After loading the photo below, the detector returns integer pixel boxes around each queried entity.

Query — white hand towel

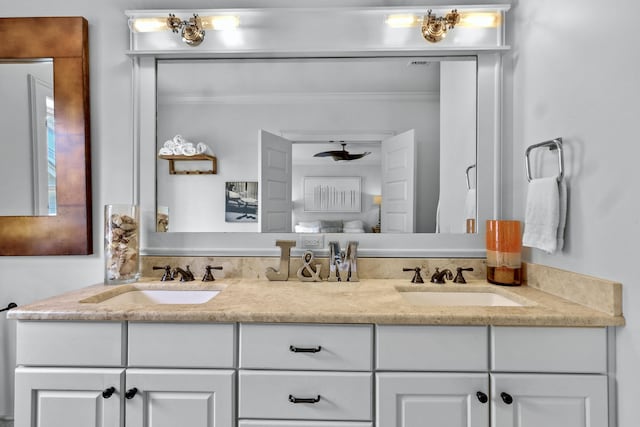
[522,176,566,254]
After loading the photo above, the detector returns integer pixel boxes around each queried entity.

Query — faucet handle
[152,265,174,281]
[403,267,424,284]
[453,267,474,284]
[203,265,223,282]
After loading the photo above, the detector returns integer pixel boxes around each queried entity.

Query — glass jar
[486,220,522,286]
[104,204,140,284]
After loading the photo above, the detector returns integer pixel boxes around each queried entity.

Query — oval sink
[399,291,524,307]
[97,290,220,305]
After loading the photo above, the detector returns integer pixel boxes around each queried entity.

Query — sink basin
[96,290,220,306]
[399,291,524,307]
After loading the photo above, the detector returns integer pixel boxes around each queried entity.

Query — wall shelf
[159,154,217,175]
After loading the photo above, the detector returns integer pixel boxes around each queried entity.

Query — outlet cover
[299,234,324,250]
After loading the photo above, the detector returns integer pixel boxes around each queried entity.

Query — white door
[377,372,489,427]
[14,367,124,427]
[491,373,608,427]
[125,368,235,427]
[259,130,292,232]
[381,130,416,233]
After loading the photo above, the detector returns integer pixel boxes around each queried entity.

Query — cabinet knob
[102,387,116,399]
[288,394,321,404]
[476,391,488,403]
[125,387,138,400]
[501,392,513,405]
[289,345,322,353]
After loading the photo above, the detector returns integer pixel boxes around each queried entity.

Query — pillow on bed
[320,220,343,233]
[343,220,364,230]
[294,221,322,233]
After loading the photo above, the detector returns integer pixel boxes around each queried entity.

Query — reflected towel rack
[525,137,564,182]
[465,164,476,190]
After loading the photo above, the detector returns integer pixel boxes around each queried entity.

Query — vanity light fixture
[129,14,240,46]
[386,9,501,43]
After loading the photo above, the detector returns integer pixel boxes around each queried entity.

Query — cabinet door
[377,373,488,427]
[14,367,124,427]
[125,368,234,427]
[491,373,608,427]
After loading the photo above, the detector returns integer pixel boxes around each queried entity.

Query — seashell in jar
[120,223,137,232]
[121,214,136,224]
[110,214,123,227]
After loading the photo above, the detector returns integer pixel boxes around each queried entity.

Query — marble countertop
[7,278,624,326]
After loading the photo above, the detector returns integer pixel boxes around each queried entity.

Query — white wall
[503,0,640,425]
[439,60,477,233]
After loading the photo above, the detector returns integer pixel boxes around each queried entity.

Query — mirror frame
[0,17,92,255]
[135,54,500,258]
[128,6,508,257]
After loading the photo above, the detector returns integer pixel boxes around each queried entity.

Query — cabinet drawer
[16,321,125,367]
[240,422,372,427]
[240,323,372,371]
[491,327,607,373]
[376,325,488,371]
[128,322,235,368]
[239,371,372,421]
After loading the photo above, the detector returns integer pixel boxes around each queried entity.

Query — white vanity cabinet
[15,366,124,427]
[238,323,373,427]
[13,321,236,427]
[490,326,609,427]
[376,325,490,427]
[376,325,610,427]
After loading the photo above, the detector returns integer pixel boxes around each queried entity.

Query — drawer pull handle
[288,394,321,404]
[289,345,322,353]
[102,387,116,399]
[125,387,138,400]
[501,392,513,405]
[476,391,488,403]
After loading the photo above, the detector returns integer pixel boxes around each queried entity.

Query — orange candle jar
[486,220,522,286]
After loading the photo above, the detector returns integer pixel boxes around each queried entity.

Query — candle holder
[486,220,522,286]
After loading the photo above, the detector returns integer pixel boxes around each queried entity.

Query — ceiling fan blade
[313,151,338,157]
[345,151,372,160]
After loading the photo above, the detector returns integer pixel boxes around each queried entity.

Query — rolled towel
[464,188,476,220]
[196,142,209,154]
[158,147,173,156]
[522,176,566,254]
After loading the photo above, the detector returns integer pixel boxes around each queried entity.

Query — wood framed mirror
[0,17,92,255]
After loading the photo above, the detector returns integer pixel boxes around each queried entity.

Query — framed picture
[225,181,259,222]
[304,176,361,212]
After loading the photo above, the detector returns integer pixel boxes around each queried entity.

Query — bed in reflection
[294,219,366,233]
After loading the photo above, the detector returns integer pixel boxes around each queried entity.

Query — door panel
[377,372,488,427]
[259,130,292,232]
[14,367,123,427]
[381,130,415,233]
[491,373,608,427]
[125,369,234,427]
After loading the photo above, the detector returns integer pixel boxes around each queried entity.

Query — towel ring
[525,138,564,182]
[465,164,476,190]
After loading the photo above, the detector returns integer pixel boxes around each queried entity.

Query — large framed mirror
[130,7,506,257]
[0,17,92,255]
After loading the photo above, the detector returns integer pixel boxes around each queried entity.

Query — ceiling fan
[313,142,371,161]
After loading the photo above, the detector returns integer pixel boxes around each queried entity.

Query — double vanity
[8,259,624,427]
